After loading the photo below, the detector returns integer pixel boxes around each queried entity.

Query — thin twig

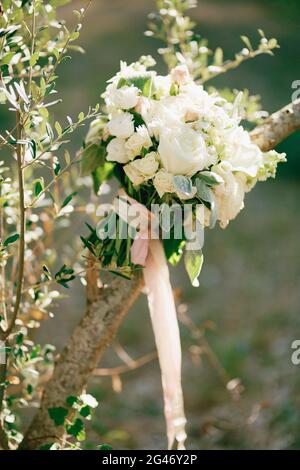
[28,0,36,96]
[4,110,26,340]
[93,351,157,377]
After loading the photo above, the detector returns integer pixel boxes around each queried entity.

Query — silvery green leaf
[197,171,224,186]
[195,179,213,203]
[173,175,193,197]
[209,197,218,229]
[184,249,204,287]
[14,81,29,104]
[0,86,20,109]
[160,203,174,232]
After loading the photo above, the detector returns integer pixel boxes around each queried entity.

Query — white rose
[108,111,135,139]
[170,64,191,85]
[113,85,140,110]
[212,162,248,228]
[106,138,129,164]
[153,170,175,197]
[158,125,215,176]
[124,165,144,186]
[125,125,152,160]
[124,153,159,186]
[223,127,263,177]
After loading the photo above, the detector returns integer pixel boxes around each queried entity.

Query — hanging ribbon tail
[143,239,187,450]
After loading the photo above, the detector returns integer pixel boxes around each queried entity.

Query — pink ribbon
[115,191,187,449]
[143,239,187,449]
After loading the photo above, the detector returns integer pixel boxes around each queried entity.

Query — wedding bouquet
[83,57,285,285]
[82,57,285,449]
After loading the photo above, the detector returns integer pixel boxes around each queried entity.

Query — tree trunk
[21,271,143,450]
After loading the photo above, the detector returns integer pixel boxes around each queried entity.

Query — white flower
[153,75,172,98]
[258,150,286,181]
[135,96,151,115]
[124,152,159,186]
[153,170,175,197]
[124,165,144,186]
[222,127,263,177]
[212,163,248,228]
[80,394,99,409]
[125,125,152,160]
[106,138,129,164]
[196,204,211,227]
[170,64,191,85]
[108,111,135,139]
[112,85,140,110]
[158,125,215,176]
[85,118,103,145]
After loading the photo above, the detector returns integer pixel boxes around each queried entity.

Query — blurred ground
[22,0,300,449]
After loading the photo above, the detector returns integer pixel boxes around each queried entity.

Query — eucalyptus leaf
[195,178,213,203]
[173,175,193,197]
[197,171,224,186]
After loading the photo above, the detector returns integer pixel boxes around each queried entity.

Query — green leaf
[196,171,223,186]
[118,75,153,98]
[3,233,19,246]
[39,443,56,450]
[48,407,68,426]
[170,82,179,96]
[53,157,61,176]
[92,163,114,194]
[1,52,15,65]
[46,122,54,140]
[81,144,106,176]
[163,237,185,265]
[240,35,253,52]
[29,139,37,159]
[79,405,91,418]
[184,249,204,287]
[61,191,77,209]
[34,178,44,197]
[66,418,85,440]
[66,395,79,407]
[69,31,80,42]
[214,47,223,66]
[29,52,39,67]
[55,264,76,288]
[54,121,62,137]
[42,265,52,279]
[16,333,24,345]
[168,240,185,266]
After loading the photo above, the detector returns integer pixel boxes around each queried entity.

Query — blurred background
[8,0,300,449]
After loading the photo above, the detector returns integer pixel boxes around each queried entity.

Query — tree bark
[21,271,143,450]
[20,98,300,449]
[250,98,300,151]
